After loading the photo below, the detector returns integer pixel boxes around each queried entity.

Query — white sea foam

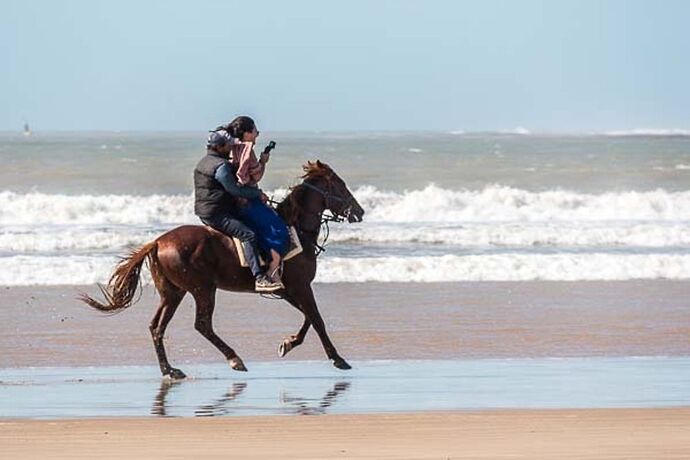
[501,127,531,135]
[0,256,126,286]
[317,254,690,282]
[354,185,690,223]
[329,223,690,248]
[675,164,690,170]
[604,129,690,137]
[0,191,195,225]
[2,222,689,254]
[2,253,689,285]
[0,227,161,253]
[3,187,690,227]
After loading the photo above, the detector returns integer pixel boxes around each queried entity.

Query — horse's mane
[301,160,333,180]
[277,161,333,226]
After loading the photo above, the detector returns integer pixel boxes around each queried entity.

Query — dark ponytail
[226,116,256,140]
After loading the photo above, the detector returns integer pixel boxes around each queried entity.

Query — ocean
[1,131,690,286]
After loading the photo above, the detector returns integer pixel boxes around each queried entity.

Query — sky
[2,0,689,132]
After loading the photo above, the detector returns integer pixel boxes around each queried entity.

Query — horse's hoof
[278,340,293,358]
[229,357,248,372]
[166,368,187,380]
[332,358,352,370]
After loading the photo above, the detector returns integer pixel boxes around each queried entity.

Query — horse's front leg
[289,286,351,370]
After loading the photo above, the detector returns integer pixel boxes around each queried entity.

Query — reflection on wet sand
[195,382,248,417]
[151,380,351,417]
[151,380,181,416]
[4,359,689,419]
[281,382,351,415]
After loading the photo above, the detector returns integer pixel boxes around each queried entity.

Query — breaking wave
[3,186,690,226]
[2,253,689,285]
[355,185,690,223]
[2,185,688,285]
[603,129,690,137]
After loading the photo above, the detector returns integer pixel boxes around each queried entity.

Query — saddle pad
[233,226,303,268]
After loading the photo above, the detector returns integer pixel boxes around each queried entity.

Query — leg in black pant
[201,214,262,278]
[201,213,282,292]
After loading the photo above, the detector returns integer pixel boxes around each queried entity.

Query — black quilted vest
[193,150,235,218]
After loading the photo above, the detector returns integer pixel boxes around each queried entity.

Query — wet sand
[1,281,689,368]
[3,359,689,418]
[2,409,689,459]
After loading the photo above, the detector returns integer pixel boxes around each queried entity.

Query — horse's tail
[79,240,158,314]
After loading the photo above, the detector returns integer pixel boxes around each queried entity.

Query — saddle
[231,226,303,267]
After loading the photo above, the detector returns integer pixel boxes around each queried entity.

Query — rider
[193,129,282,292]
[226,116,290,288]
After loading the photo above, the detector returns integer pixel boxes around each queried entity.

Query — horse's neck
[278,187,323,247]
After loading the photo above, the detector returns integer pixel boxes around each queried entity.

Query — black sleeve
[214,163,262,199]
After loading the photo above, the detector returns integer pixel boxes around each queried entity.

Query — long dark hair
[220,116,256,140]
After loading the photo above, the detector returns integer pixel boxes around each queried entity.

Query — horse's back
[154,224,251,290]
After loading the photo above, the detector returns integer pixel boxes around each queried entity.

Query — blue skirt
[238,198,290,257]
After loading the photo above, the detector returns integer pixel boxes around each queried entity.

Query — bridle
[300,178,356,224]
[280,175,356,257]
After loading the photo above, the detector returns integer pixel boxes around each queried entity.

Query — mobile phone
[261,141,276,155]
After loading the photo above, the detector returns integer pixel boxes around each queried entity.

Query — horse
[80,161,365,379]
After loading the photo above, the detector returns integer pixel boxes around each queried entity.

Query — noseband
[301,179,355,223]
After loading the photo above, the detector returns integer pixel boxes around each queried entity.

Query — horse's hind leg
[149,282,186,379]
[278,296,310,358]
[279,317,310,358]
[192,288,247,372]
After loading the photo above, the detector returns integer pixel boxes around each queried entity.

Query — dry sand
[2,409,689,459]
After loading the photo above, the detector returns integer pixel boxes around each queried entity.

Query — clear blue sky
[2,0,689,132]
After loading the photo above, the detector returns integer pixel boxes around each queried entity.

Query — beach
[2,281,690,457]
[3,409,690,459]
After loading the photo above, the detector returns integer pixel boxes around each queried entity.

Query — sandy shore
[1,409,688,459]
[2,281,689,458]
[1,281,689,368]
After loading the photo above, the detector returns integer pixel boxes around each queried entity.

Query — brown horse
[80,161,364,379]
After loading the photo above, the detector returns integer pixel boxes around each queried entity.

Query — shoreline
[3,358,689,419]
[2,409,690,459]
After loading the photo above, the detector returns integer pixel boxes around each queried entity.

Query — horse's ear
[315,160,332,173]
[303,161,315,174]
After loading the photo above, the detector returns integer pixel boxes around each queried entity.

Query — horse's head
[299,160,364,223]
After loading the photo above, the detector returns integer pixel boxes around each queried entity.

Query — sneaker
[255,274,283,293]
[268,266,285,290]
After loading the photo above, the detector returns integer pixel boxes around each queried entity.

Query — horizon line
[2,128,690,137]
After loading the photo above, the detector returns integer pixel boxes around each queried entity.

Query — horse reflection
[151,379,182,416]
[195,382,247,417]
[281,381,351,415]
[151,379,351,416]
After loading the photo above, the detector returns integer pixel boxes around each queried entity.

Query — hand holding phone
[260,140,276,164]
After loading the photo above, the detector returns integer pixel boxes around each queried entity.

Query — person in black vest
[193,130,282,292]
